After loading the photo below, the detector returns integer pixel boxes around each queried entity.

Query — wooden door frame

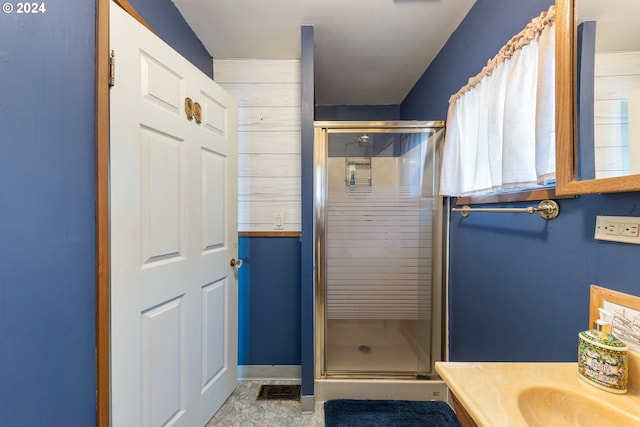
[96,1,153,425]
[95,0,109,424]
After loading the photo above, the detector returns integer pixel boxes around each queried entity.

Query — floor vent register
[257,384,301,401]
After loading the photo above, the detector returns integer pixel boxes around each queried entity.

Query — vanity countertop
[435,360,640,427]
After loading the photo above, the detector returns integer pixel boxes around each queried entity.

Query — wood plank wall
[214,59,302,232]
[594,51,640,178]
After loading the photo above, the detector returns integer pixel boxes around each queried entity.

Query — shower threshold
[323,371,442,381]
[315,377,447,402]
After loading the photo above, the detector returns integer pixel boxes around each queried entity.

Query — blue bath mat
[324,399,462,427]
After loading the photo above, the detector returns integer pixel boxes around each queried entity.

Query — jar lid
[579,329,628,351]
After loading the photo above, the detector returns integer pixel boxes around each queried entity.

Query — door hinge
[108,50,116,87]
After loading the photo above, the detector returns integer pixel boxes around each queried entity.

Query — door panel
[202,149,226,250]
[201,280,226,388]
[140,127,185,264]
[200,91,227,135]
[142,297,185,427]
[140,51,185,114]
[110,2,238,425]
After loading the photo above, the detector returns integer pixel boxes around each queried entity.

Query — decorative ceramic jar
[578,329,628,394]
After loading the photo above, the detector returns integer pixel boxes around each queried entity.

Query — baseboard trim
[300,395,316,414]
[237,365,302,381]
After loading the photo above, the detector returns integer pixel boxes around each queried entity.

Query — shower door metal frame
[314,121,446,380]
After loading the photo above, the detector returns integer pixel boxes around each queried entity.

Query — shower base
[325,319,430,372]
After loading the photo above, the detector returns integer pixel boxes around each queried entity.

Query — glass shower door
[320,125,444,378]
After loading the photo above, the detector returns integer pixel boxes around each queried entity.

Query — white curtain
[440,6,556,197]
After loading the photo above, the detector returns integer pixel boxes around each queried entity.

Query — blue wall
[402,0,556,120]
[315,104,401,121]
[577,21,596,180]
[0,2,97,425]
[128,0,213,78]
[300,25,316,398]
[238,237,301,365]
[447,194,640,361]
[0,0,212,424]
[402,0,640,361]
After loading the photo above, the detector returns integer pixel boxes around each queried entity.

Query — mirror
[556,0,640,195]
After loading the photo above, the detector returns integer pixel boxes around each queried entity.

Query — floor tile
[207,380,324,427]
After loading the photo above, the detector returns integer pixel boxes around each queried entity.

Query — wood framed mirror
[556,0,640,195]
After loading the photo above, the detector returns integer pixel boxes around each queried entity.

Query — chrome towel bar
[452,199,560,220]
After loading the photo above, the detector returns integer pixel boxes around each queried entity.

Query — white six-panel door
[109,2,238,425]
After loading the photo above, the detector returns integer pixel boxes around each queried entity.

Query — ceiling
[171,0,477,106]
[578,0,640,52]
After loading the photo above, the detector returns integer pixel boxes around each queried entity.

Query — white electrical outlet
[595,215,640,244]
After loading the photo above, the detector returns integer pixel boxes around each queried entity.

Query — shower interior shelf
[345,157,372,189]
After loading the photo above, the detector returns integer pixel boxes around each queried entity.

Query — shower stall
[314,121,448,400]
